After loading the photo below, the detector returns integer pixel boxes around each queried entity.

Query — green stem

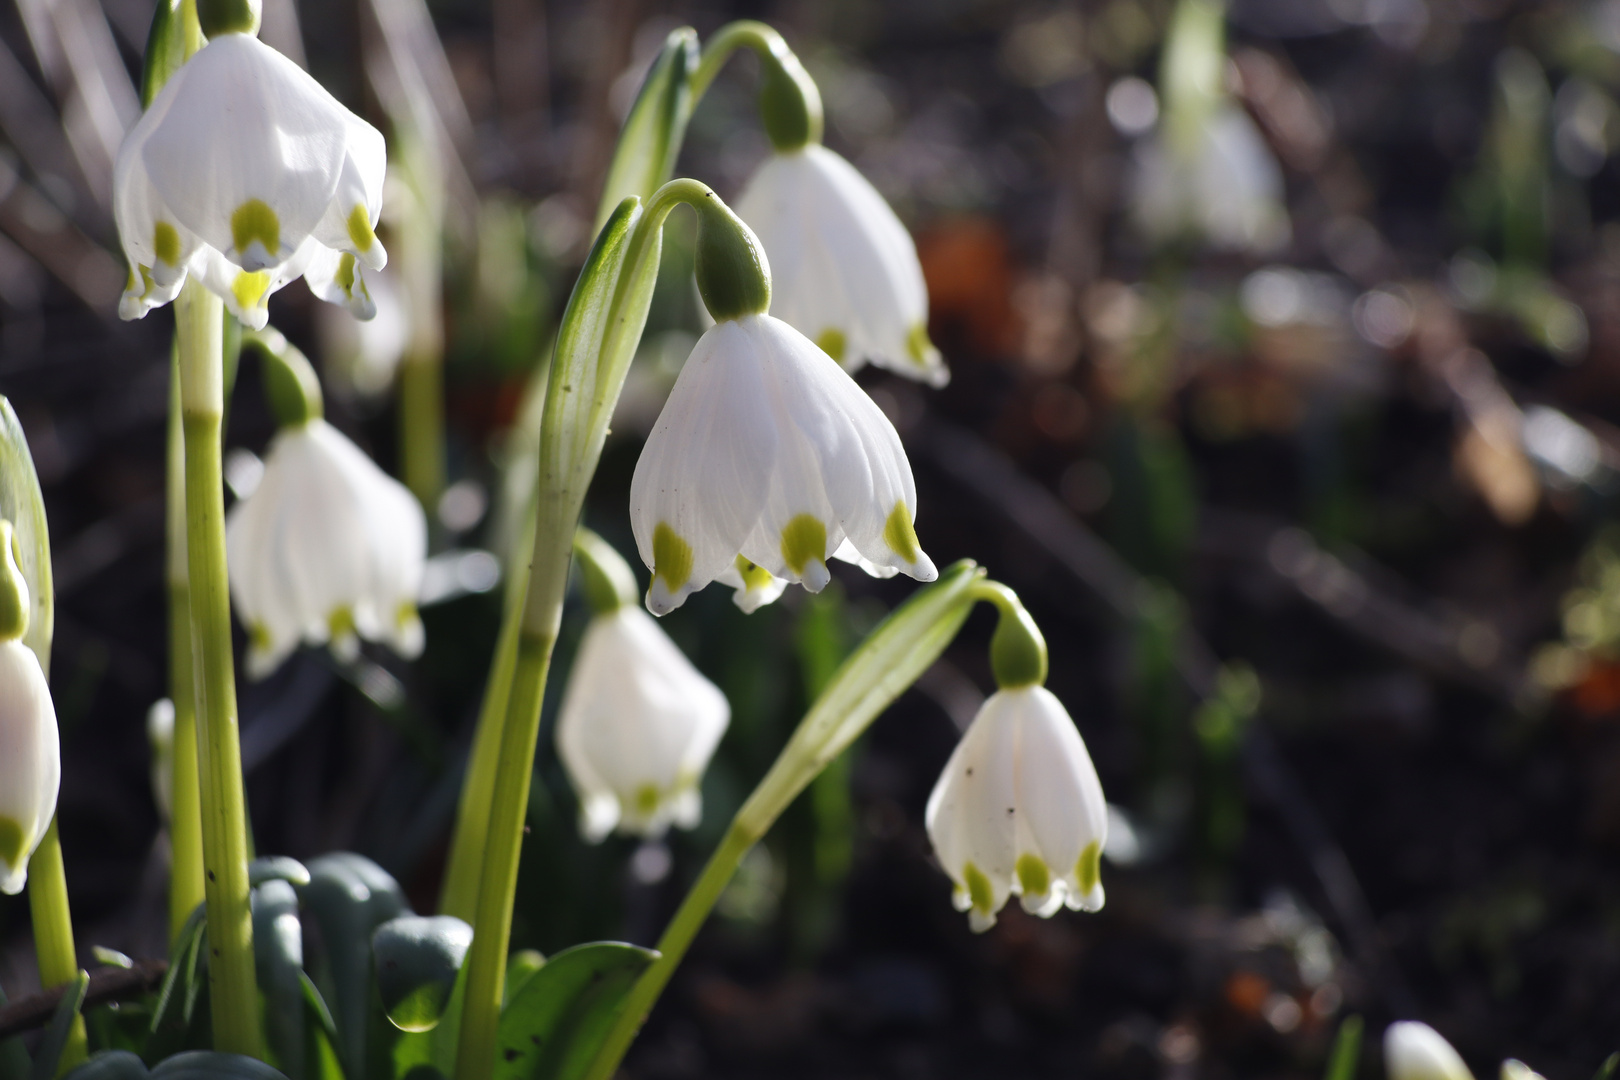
[166,349,205,946]
[690,20,822,149]
[450,631,553,1080]
[690,21,794,102]
[26,819,86,1074]
[176,279,264,1059]
[399,345,445,515]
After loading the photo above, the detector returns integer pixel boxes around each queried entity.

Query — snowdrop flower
[226,330,424,677]
[926,589,1106,931]
[733,145,948,387]
[630,315,937,615]
[1130,105,1290,254]
[714,541,892,614]
[114,0,385,330]
[557,530,730,841]
[0,521,59,895]
[1384,1022,1476,1080]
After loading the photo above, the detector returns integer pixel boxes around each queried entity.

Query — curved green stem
[176,279,263,1059]
[166,354,204,944]
[27,820,86,1074]
[690,20,822,150]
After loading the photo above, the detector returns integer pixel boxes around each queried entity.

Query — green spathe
[693,192,771,321]
[0,520,30,642]
[574,528,640,614]
[245,327,324,428]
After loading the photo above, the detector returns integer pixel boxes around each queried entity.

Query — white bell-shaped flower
[630,313,937,616]
[925,685,1107,932]
[226,419,425,677]
[733,145,948,387]
[1384,1022,1476,1080]
[556,605,730,841]
[114,27,386,330]
[0,637,59,895]
[1130,104,1290,254]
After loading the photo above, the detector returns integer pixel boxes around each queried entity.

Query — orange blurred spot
[1223,970,1271,1017]
[1570,660,1620,718]
[916,217,1020,359]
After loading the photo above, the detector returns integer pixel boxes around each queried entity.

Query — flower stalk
[25,821,86,1074]
[176,278,263,1058]
[165,348,205,945]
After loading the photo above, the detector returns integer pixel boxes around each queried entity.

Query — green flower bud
[0,521,29,643]
[692,190,772,322]
[979,582,1047,689]
[197,0,261,38]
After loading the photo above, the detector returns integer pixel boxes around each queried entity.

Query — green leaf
[492,942,657,1080]
[146,906,205,1051]
[593,29,698,233]
[250,856,312,889]
[299,855,408,1080]
[148,1052,288,1080]
[501,952,545,1012]
[297,976,343,1080]
[371,917,472,1034]
[0,396,54,670]
[253,881,306,1080]
[0,986,31,1080]
[31,971,88,1080]
[138,0,196,109]
[1594,1054,1619,1080]
[390,955,467,1080]
[1323,1014,1362,1080]
[62,1053,148,1080]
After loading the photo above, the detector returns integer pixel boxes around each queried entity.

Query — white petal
[192,243,315,330]
[303,243,378,320]
[0,641,59,894]
[925,690,1020,931]
[831,539,898,579]
[555,607,730,840]
[1010,686,1107,913]
[309,115,389,271]
[1384,1022,1476,1080]
[715,556,789,613]
[141,35,356,271]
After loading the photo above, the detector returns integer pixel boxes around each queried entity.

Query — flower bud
[1384,1022,1476,1080]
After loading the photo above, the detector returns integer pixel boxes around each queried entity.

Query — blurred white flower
[1384,1021,1476,1080]
[1130,104,1291,254]
[226,420,425,677]
[0,520,57,897]
[147,698,175,823]
[556,606,730,841]
[630,314,936,615]
[114,28,385,329]
[317,264,410,398]
[733,145,948,387]
[925,685,1107,932]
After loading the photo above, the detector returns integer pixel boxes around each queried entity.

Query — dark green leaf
[371,917,472,1034]
[299,855,408,1079]
[138,0,192,108]
[62,1052,148,1080]
[1594,1054,1618,1080]
[492,942,656,1080]
[30,971,88,1080]
[146,906,205,1049]
[297,974,344,1080]
[1323,1014,1362,1080]
[250,857,311,889]
[593,30,698,233]
[253,880,306,1080]
[149,1052,288,1080]
[0,986,30,1080]
[501,952,545,1012]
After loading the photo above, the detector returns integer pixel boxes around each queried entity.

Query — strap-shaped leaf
[250,857,312,889]
[297,975,343,1080]
[30,971,87,1080]
[371,917,471,1034]
[0,397,53,670]
[253,881,306,1080]
[149,1053,288,1080]
[299,855,408,1079]
[500,952,544,1012]
[62,1052,148,1080]
[593,29,698,233]
[390,955,467,1080]
[492,943,656,1080]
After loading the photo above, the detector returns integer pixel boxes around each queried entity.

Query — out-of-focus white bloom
[630,314,936,615]
[556,606,730,841]
[925,685,1107,932]
[1384,1021,1476,1080]
[1500,1061,1544,1080]
[1130,104,1290,254]
[0,640,58,895]
[318,263,409,399]
[226,420,425,677]
[147,698,175,823]
[114,30,386,329]
[733,145,948,387]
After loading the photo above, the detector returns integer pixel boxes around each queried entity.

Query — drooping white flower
[1130,104,1290,254]
[114,28,385,330]
[1384,1022,1476,1080]
[733,145,948,387]
[556,605,730,841]
[715,541,893,614]
[925,685,1107,932]
[226,419,425,678]
[0,636,59,895]
[630,313,936,616]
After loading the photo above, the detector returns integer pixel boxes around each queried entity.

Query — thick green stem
[399,346,445,514]
[451,631,554,1080]
[27,819,86,1074]
[176,279,263,1059]
[166,352,205,945]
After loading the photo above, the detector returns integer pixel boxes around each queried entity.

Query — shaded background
[1,0,1619,1075]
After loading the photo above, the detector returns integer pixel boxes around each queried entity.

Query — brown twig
[0,959,167,1039]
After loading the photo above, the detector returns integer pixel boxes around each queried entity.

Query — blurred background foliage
[3,0,1620,1076]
